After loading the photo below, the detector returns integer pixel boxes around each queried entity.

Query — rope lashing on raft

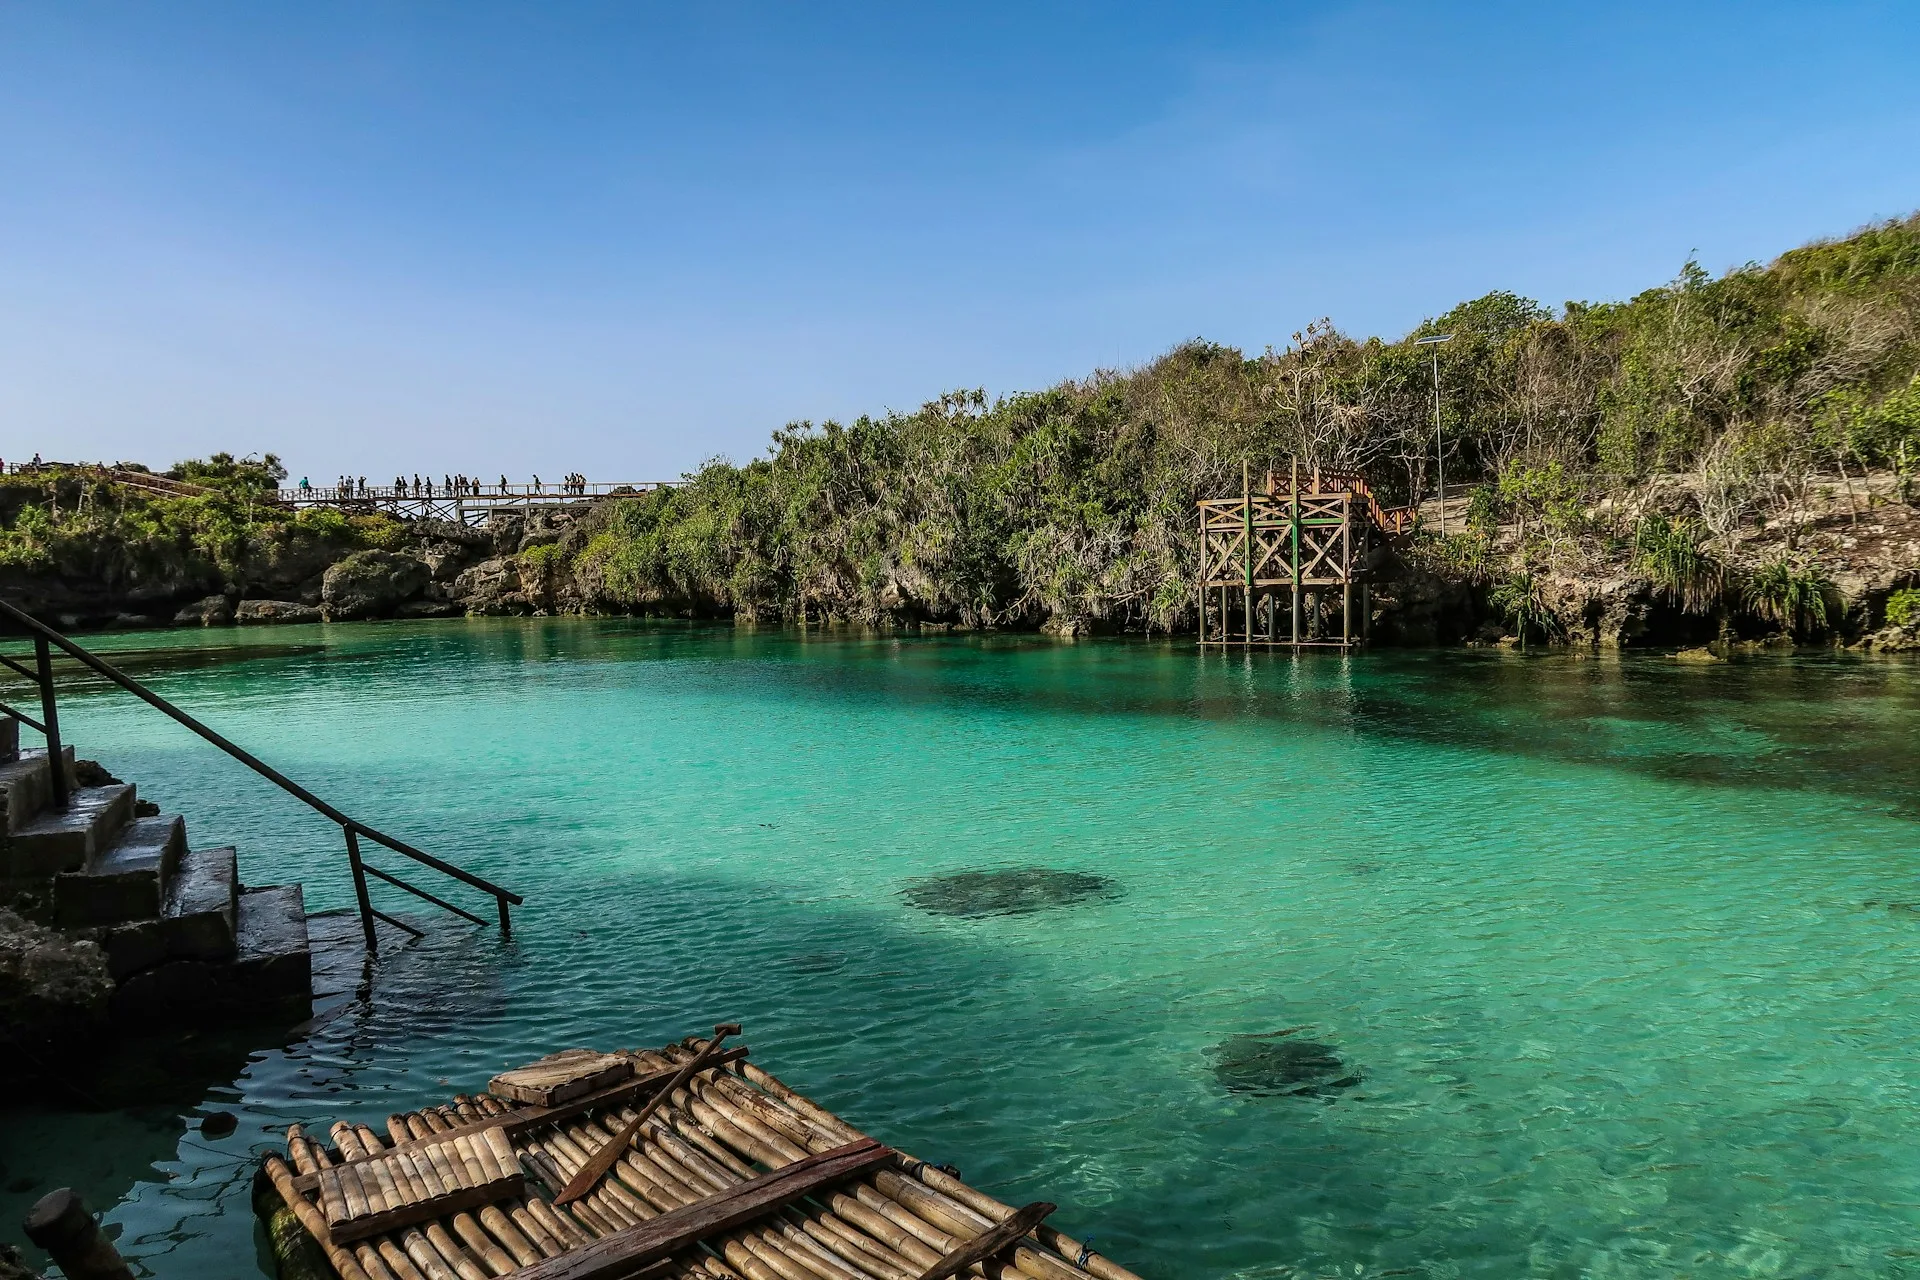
[900,1156,964,1180]
[1077,1237,1100,1267]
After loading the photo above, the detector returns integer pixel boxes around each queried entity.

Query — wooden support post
[1290,458,1301,648]
[24,1189,134,1280]
[1342,495,1352,648]
[1195,506,1206,646]
[1242,461,1254,647]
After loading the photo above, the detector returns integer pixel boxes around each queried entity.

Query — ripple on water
[900,867,1122,918]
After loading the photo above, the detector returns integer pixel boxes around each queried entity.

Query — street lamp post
[1414,333,1455,534]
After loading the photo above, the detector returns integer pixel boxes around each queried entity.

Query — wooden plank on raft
[490,1049,632,1106]
[287,1048,750,1194]
[511,1138,894,1280]
[915,1201,1058,1280]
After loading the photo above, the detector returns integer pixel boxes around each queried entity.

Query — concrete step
[0,746,77,836]
[3,782,134,878]
[94,843,238,980]
[54,814,186,928]
[163,844,239,960]
[232,883,313,1003]
[110,882,313,1026]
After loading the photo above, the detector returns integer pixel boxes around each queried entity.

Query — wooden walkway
[279,482,672,527]
[261,1028,1141,1280]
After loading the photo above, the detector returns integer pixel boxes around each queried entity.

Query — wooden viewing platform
[1197,461,1416,649]
[260,1028,1142,1280]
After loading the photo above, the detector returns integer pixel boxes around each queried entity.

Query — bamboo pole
[724,1057,1136,1280]
[672,1060,1078,1280]
[267,1152,379,1280]
[291,1134,386,1280]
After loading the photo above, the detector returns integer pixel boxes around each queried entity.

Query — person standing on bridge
[532,474,542,494]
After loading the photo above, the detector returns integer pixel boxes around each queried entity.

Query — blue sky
[2,2,1917,482]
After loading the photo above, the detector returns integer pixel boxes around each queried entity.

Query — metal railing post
[33,635,68,809]
[497,894,512,941]
[344,826,378,952]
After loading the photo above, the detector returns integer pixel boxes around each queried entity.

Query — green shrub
[1745,555,1833,636]
[1408,530,1494,585]
[348,514,409,550]
[1633,515,1724,613]
[1465,483,1500,533]
[1488,571,1559,650]
[1886,587,1920,629]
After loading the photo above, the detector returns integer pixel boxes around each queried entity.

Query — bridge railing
[0,598,523,951]
[279,482,672,504]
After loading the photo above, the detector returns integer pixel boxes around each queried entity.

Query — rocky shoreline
[4,477,1916,653]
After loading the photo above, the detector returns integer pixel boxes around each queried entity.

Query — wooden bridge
[1198,461,1417,649]
[278,481,673,528]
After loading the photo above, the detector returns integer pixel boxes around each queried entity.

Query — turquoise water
[5,621,1920,1279]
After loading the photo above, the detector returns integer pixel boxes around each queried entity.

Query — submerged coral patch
[901,868,1122,919]
[1210,1030,1363,1098]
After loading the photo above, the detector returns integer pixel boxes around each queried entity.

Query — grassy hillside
[558,214,1920,632]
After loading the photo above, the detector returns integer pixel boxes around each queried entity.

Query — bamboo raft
[260,1027,1143,1280]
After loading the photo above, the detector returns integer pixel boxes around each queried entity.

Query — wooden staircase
[0,718,313,1023]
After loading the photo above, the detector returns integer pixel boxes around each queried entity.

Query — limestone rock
[235,599,322,625]
[174,594,234,626]
[394,599,461,619]
[411,518,492,550]
[1862,623,1920,652]
[419,541,475,583]
[0,908,113,1041]
[321,550,430,620]
[451,557,528,614]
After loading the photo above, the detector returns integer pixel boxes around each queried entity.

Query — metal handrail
[0,597,522,949]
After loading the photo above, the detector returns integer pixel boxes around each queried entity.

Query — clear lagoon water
[5,620,1920,1278]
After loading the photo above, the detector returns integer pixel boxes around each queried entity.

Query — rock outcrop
[235,599,322,625]
[174,594,234,627]
[451,557,529,613]
[321,550,431,620]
